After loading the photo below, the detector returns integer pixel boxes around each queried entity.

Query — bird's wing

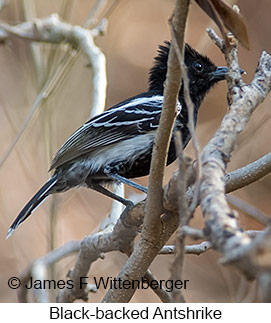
[50,96,164,170]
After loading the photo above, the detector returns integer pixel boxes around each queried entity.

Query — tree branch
[102,0,191,303]
[143,0,189,238]
[199,28,271,279]
[57,203,144,302]
[225,152,271,193]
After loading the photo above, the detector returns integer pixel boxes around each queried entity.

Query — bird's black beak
[210,66,245,81]
[210,66,228,81]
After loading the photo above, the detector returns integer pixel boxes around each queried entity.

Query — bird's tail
[6,175,57,239]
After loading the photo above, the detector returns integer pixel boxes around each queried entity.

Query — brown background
[0,0,270,302]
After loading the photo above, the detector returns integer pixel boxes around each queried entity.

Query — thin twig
[160,241,213,255]
[174,132,191,224]
[225,153,271,194]
[170,21,202,214]
[168,131,189,302]
[82,0,108,28]
[160,231,262,255]
[144,270,171,303]
[227,194,269,225]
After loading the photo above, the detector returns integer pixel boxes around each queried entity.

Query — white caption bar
[1,303,269,322]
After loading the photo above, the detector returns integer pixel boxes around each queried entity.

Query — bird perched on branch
[7,41,229,238]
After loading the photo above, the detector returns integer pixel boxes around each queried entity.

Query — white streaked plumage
[92,116,156,127]
[56,95,181,149]
[51,95,182,170]
[56,96,164,151]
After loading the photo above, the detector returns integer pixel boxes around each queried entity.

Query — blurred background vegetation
[0,0,270,302]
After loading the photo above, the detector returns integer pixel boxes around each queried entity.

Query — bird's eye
[193,62,203,73]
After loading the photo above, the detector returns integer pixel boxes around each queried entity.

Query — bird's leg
[89,183,134,207]
[105,173,148,194]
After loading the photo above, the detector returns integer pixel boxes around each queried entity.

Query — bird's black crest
[148,41,216,92]
[148,41,170,91]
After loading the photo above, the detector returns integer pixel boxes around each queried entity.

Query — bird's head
[183,43,228,108]
[148,41,229,108]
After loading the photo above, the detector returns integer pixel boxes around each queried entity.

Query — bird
[7,41,229,239]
